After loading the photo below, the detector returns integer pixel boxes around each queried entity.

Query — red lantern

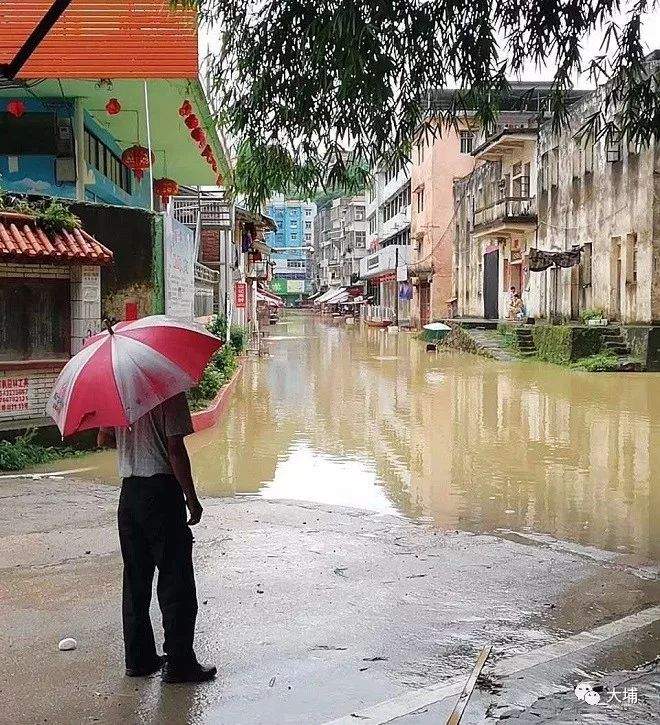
[184,114,199,130]
[200,144,212,159]
[153,177,179,206]
[190,127,206,146]
[121,144,154,181]
[105,98,121,115]
[178,99,192,117]
[6,99,26,118]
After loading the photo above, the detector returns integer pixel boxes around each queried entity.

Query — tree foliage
[175,0,659,208]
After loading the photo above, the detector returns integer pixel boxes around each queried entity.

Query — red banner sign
[235,282,247,308]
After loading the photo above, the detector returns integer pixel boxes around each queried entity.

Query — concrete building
[453,62,659,325]
[453,123,538,319]
[266,196,316,303]
[409,122,476,327]
[312,195,366,293]
[361,160,412,325]
[533,78,660,324]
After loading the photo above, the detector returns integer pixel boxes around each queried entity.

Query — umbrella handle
[103,318,115,335]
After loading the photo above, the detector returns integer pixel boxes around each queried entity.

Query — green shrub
[572,354,619,372]
[187,364,223,411]
[229,324,247,354]
[532,325,602,364]
[532,325,573,364]
[206,315,247,354]
[0,429,81,472]
[580,308,606,323]
[212,344,238,381]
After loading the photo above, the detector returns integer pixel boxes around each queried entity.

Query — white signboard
[287,279,305,293]
[164,215,196,320]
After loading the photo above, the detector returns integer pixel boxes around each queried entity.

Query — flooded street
[5,313,660,724]
[58,312,659,560]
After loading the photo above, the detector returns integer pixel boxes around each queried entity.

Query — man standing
[98,392,216,683]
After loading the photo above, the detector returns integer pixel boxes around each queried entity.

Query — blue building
[266,196,316,300]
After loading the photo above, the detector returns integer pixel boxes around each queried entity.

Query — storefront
[0,211,112,430]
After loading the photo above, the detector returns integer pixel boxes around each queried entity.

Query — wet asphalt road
[1,474,658,724]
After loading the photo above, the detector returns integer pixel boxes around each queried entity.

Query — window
[355,231,366,248]
[354,206,365,221]
[581,242,592,286]
[512,163,530,198]
[460,130,475,154]
[540,152,549,191]
[416,138,425,164]
[0,278,70,361]
[606,140,622,163]
[0,112,58,155]
[84,129,132,194]
[368,213,377,235]
[416,188,425,213]
[305,220,312,230]
[625,233,637,284]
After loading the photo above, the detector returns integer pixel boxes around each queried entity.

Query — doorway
[611,237,622,320]
[483,250,499,318]
[419,283,431,326]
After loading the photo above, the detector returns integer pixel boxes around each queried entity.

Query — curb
[191,357,245,433]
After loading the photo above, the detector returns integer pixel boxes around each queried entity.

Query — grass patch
[571,354,620,372]
[0,429,83,472]
[187,343,240,412]
[496,324,518,350]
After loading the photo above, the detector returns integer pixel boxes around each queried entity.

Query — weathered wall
[410,123,475,325]
[536,89,658,323]
[70,202,159,320]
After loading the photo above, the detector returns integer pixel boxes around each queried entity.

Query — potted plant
[580,308,608,326]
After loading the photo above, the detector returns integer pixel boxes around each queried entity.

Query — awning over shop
[314,286,342,305]
[0,212,112,265]
[257,288,284,307]
[325,288,350,304]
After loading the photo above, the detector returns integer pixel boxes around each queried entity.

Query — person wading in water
[98,393,216,683]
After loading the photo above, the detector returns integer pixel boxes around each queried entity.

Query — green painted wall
[152,214,165,314]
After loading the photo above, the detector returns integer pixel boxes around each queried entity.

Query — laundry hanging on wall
[528,246,582,272]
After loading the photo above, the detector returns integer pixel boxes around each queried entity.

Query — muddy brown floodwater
[38,312,659,560]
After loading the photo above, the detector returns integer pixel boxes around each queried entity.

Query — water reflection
[40,313,659,559]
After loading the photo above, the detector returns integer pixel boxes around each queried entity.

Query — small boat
[422,322,451,341]
[367,319,392,328]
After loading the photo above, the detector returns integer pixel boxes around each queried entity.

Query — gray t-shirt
[115,393,194,478]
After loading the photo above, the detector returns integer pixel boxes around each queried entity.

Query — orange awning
[0,212,113,265]
[0,1,198,79]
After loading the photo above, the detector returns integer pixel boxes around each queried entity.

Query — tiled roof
[0,213,113,265]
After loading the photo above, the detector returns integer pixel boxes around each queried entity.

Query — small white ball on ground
[58,638,77,651]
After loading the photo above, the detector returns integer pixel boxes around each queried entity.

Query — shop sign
[0,377,29,413]
[164,215,195,319]
[270,278,288,295]
[286,279,305,293]
[234,282,247,308]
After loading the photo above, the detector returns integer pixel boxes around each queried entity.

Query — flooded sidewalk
[3,312,659,723]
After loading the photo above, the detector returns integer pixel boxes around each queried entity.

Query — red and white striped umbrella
[47,316,221,437]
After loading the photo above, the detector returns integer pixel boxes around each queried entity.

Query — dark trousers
[118,474,198,669]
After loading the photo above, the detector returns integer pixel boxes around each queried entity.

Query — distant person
[509,293,526,320]
[507,286,517,308]
[97,393,216,684]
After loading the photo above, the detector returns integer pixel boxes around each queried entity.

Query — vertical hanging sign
[235,282,247,308]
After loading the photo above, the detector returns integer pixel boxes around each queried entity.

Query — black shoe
[161,660,217,684]
[126,654,166,677]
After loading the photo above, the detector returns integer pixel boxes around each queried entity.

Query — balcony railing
[473,196,536,229]
[172,194,232,229]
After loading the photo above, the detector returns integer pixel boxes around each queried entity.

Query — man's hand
[186,494,203,525]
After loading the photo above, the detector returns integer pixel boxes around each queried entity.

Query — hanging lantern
[6,99,26,118]
[190,127,206,146]
[184,114,199,130]
[178,99,192,117]
[105,98,121,115]
[153,177,179,206]
[121,144,154,181]
[200,144,212,159]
